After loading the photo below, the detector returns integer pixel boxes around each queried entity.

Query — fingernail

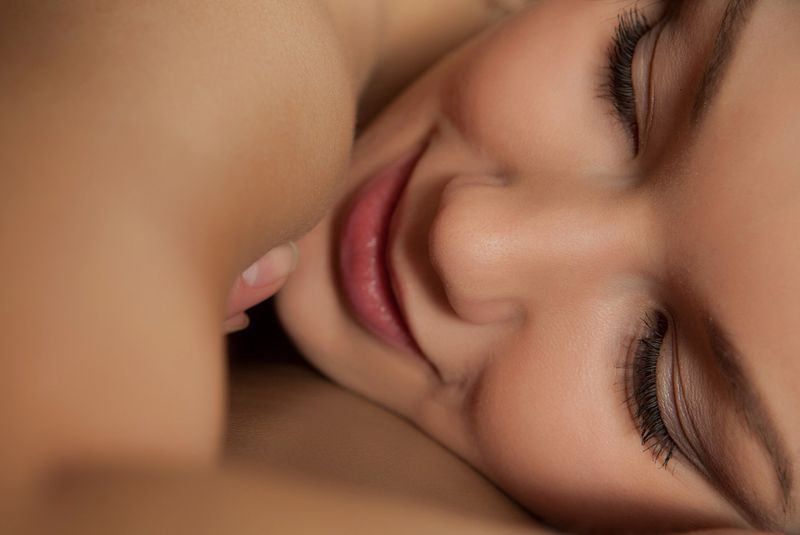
[223,312,250,334]
[241,242,298,288]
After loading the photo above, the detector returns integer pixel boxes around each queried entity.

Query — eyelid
[634,22,667,154]
[602,3,674,157]
[655,314,689,460]
[650,313,714,484]
[663,326,709,475]
[634,0,688,155]
[604,9,652,155]
[626,310,677,466]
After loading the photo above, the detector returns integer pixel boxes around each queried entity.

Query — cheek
[471,315,607,474]
[466,305,740,530]
[467,307,644,526]
[442,0,627,172]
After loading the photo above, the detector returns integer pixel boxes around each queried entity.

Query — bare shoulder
[0,0,358,497]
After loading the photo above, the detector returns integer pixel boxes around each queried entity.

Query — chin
[275,206,435,422]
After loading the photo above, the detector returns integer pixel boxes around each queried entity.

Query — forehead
[663,0,800,518]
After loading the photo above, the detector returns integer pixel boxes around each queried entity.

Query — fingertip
[223,312,250,334]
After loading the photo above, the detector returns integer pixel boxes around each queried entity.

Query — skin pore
[277,0,800,531]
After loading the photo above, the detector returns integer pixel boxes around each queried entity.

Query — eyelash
[603,7,653,152]
[628,310,676,466]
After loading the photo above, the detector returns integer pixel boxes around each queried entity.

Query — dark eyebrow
[691,0,760,123]
[705,317,793,524]
[684,0,793,525]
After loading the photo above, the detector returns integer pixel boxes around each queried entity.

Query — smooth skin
[0,0,353,497]
[0,0,785,532]
[277,0,800,532]
[0,0,522,519]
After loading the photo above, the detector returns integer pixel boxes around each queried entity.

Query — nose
[428,174,652,324]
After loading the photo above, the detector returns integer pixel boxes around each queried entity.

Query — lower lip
[338,150,422,353]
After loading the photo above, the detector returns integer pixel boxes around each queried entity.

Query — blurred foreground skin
[7,468,539,535]
[0,0,553,530]
[4,467,766,534]
[0,0,354,497]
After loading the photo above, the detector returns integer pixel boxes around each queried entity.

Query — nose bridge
[428,176,648,320]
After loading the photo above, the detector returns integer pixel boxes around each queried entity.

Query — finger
[224,274,289,321]
[224,242,298,319]
[223,312,250,334]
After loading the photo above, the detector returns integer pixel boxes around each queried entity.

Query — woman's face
[277,0,800,530]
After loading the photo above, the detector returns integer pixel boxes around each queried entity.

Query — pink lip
[338,148,424,354]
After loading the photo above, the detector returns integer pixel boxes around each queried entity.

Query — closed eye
[602,7,653,155]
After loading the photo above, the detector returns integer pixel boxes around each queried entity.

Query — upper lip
[383,143,440,375]
[386,150,421,345]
